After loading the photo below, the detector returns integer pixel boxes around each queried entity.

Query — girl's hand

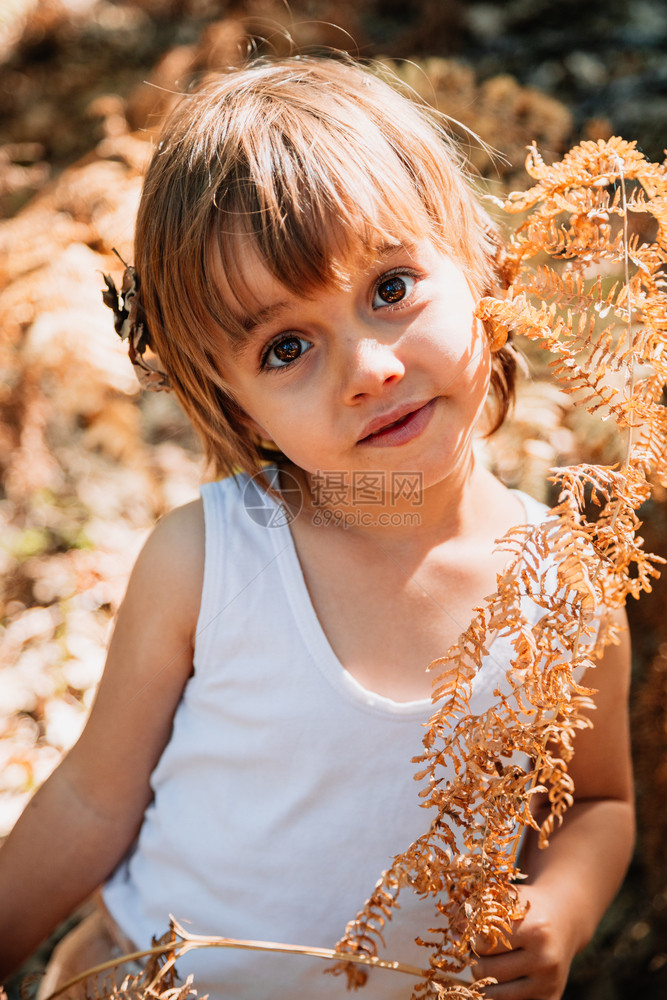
[471,883,581,1000]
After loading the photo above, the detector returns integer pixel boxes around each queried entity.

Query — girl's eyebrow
[375,240,412,257]
[231,300,292,355]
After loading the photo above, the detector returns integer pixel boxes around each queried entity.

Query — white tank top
[103,473,549,999]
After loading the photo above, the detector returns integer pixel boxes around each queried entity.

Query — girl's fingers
[472,946,531,984]
[472,948,564,1000]
[473,977,537,1000]
[473,933,500,955]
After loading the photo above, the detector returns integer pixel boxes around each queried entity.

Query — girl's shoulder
[153,496,205,545]
[136,498,206,641]
[144,471,267,634]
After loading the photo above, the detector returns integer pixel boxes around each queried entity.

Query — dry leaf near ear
[102,257,171,392]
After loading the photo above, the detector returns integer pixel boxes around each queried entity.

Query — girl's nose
[343,337,405,401]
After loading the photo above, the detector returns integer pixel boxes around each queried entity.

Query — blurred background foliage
[0,2,666,998]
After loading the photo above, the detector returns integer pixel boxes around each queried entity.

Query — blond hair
[134,55,515,479]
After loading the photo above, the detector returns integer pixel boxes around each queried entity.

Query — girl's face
[215,237,491,497]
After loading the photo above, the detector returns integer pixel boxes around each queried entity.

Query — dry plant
[34,137,667,1000]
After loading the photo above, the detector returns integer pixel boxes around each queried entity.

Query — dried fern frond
[333,138,667,997]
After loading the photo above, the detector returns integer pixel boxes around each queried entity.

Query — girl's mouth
[357,398,437,447]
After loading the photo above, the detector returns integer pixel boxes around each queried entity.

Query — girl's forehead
[210,225,422,334]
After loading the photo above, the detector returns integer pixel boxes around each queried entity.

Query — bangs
[205,94,440,346]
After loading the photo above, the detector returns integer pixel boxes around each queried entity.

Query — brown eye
[373,273,415,309]
[379,277,406,303]
[274,338,301,361]
[264,335,311,369]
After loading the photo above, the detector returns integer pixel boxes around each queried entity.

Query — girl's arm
[0,500,205,979]
[473,609,634,1000]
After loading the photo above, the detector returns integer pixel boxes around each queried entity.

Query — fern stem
[40,932,470,1000]
[616,153,637,471]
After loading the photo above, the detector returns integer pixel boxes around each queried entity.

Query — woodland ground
[1,2,666,999]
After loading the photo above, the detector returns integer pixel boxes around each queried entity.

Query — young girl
[0,56,633,1000]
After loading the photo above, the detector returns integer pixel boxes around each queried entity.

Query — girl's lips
[357,398,437,447]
